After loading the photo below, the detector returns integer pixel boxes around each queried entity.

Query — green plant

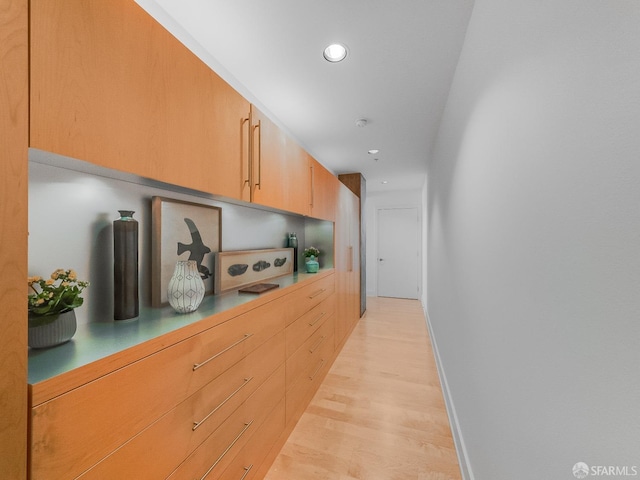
[28,269,89,316]
[304,246,320,258]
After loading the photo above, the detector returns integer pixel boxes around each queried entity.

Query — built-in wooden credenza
[24,1,363,478]
[28,271,354,480]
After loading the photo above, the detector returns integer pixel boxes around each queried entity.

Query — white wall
[421,179,428,308]
[427,1,640,479]
[365,189,422,297]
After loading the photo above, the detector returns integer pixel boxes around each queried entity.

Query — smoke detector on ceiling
[355,118,368,128]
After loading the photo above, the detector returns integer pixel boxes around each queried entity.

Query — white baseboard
[422,303,474,480]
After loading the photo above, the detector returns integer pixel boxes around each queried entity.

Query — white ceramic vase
[167,260,206,313]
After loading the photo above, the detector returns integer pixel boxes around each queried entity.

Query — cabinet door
[309,157,338,221]
[335,183,360,346]
[283,138,312,216]
[250,106,310,215]
[30,0,251,201]
[250,107,286,209]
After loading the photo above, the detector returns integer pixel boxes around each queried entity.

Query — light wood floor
[264,296,462,480]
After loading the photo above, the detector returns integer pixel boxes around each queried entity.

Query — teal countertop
[28,272,324,385]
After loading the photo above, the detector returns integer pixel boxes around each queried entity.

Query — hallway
[265,296,461,480]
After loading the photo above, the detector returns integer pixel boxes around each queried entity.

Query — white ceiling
[136,0,474,192]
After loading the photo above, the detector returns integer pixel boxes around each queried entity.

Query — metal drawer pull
[193,333,253,371]
[309,358,325,380]
[309,335,326,354]
[308,312,326,327]
[240,465,254,480]
[192,377,254,431]
[308,288,326,299]
[197,420,254,480]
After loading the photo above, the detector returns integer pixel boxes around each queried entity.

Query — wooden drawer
[30,296,286,480]
[284,274,335,326]
[285,329,334,426]
[167,365,285,480]
[286,315,334,390]
[76,332,284,479]
[218,399,285,480]
[285,294,335,358]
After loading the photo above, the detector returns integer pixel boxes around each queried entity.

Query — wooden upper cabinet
[250,106,286,209]
[30,0,251,201]
[309,157,338,221]
[250,106,310,215]
[283,137,311,216]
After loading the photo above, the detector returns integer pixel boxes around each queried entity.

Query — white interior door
[377,207,419,299]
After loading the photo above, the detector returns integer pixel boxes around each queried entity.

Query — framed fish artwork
[151,196,221,307]
[215,248,294,293]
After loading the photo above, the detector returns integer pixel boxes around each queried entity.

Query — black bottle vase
[288,232,298,273]
[114,210,139,320]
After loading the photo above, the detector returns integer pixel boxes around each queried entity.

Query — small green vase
[305,255,319,273]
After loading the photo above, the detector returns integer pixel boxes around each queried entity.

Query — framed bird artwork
[151,196,221,307]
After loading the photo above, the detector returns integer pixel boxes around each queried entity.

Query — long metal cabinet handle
[193,333,254,371]
[309,359,325,380]
[348,246,354,272]
[197,420,254,480]
[192,377,253,431]
[242,117,250,186]
[309,164,315,207]
[308,311,326,327]
[309,335,326,354]
[308,288,326,299]
[240,465,254,480]
[253,120,261,189]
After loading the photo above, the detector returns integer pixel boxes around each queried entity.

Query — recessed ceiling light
[368,149,379,155]
[323,43,348,63]
[381,181,388,184]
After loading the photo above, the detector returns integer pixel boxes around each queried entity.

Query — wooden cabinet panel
[0,0,29,478]
[285,295,336,358]
[285,327,334,426]
[249,107,286,210]
[335,183,361,348]
[30,0,251,200]
[250,106,310,215]
[283,138,312,216]
[284,273,335,325]
[166,365,285,480]
[286,316,334,390]
[219,399,286,480]
[77,332,284,479]
[310,157,338,221]
[192,296,286,384]
[339,173,367,316]
[30,332,199,480]
[30,295,286,480]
